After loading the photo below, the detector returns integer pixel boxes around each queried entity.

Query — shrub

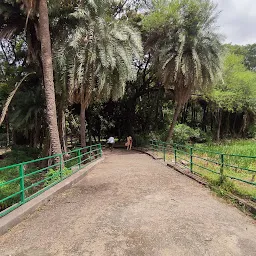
[44,167,72,187]
[173,124,201,144]
[133,134,150,147]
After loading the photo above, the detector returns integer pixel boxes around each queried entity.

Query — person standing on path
[126,136,133,150]
[107,136,115,151]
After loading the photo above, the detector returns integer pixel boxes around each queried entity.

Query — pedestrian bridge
[0,150,256,255]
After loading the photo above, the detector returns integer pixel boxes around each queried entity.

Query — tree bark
[57,107,68,153]
[216,109,222,142]
[166,102,183,141]
[38,0,62,156]
[80,103,86,148]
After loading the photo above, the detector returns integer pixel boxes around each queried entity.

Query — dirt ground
[0,150,256,256]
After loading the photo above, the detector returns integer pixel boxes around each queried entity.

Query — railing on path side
[149,140,256,200]
[0,144,102,217]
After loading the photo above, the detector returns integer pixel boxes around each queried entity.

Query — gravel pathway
[0,150,256,256]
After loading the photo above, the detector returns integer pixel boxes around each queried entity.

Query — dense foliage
[0,0,255,153]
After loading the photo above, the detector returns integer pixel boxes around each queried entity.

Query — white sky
[213,0,256,45]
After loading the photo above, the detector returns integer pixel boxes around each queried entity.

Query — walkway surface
[0,150,256,256]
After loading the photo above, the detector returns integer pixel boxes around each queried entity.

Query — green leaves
[208,52,256,113]
[55,0,143,105]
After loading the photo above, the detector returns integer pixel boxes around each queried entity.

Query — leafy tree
[143,0,223,141]
[206,53,256,140]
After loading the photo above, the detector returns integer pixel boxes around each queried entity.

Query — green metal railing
[0,144,102,217]
[150,140,256,199]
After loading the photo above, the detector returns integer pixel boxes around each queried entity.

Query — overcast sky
[212,0,256,45]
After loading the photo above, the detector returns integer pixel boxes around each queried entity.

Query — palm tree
[0,0,62,156]
[56,0,143,147]
[38,0,62,155]
[146,0,223,141]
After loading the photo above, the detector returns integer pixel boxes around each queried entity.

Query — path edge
[0,157,104,236]
[134,148,256,217]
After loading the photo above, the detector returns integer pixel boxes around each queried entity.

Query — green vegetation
[195,140,256,158]
[0,144,102,216]
[0,0,256,213]
[153,139,256,200]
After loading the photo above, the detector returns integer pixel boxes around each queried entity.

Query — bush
[132,134,150,147]
[173,124,201,144]
[247,125,256,138]
[44,167,72,186]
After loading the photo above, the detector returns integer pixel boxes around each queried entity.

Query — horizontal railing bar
[193,155,220,165]
[193,163,220,174]
[24,163,60,178]
[176,156,190,163]
[24,171,61,192]
[0,176,21,187]
[63,155,80,163]
[0,190,22,203]
[225,175,256,186]
[0,164,19,172]
[150,140,256,159]
[20,154,62,165]
[222,163,256,174]
[80,152,91,157]
[0,202,22,218]
[0,143,102,216]
[24,179,62,203]
[175,149,189,155]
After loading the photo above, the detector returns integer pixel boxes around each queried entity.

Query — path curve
[0,150,256,256]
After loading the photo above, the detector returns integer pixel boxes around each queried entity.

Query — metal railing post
[89,145,92,161]
[174,144,177,164]
[190,147,193,173]
[220,154,224,183]
[99,144,102,157]
[60,154,63,179]
[163,143,166,162]
[19,163,25,204]
[78,149,81,168]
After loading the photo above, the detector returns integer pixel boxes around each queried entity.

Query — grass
[0,146,101,215]
[0,147,41,212]
[152,139,256,200]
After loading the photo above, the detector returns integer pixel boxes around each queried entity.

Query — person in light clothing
[125,136,133,150]
[107,136,115,151]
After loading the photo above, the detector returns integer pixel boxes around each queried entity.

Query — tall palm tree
[56,0,143,147]
[38,0,62,156]
[146,0,223,141]
[0,0,62,156]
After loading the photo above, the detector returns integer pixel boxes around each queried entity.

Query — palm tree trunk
[58,108,68,153]
[216,109,222,142]
[166,103,183,141]
[80,103,86,148]
[38,0,62,156]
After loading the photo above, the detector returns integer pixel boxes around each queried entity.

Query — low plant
[44,167,72,187]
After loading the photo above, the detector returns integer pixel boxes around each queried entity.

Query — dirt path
[1,150,256,256]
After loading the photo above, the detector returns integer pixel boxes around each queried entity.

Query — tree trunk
[38,0,62,156]
[166,103,183,141]
[216,109,222,142]
[58,108,68,153]
[80,103,86,148]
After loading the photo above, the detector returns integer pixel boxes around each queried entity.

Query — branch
[0,72,35,126]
